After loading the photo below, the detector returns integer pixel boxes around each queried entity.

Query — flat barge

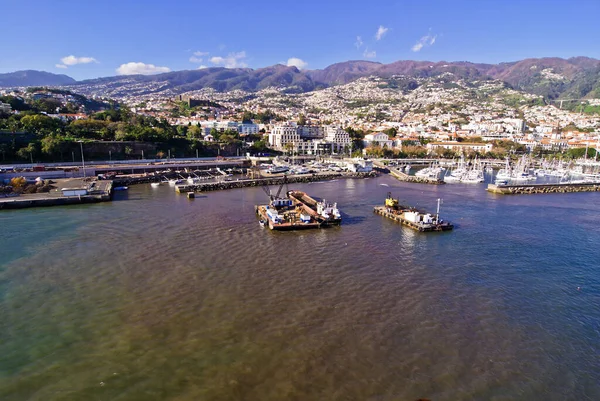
[256,190,342,231]
[374,193,453,232]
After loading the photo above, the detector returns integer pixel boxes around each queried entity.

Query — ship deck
[373,206,453,232]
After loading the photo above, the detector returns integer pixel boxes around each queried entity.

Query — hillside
[0,70,76,87]
[2,57,600,100]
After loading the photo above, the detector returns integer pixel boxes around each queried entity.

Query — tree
[298,114,307,126]
[17,143,38,162]
[187,125,202,139]
[284,143,294,155]
[209,128,220,141]
[41,135,67,157]
[242,111,254,123]
[383,127,397,138]
[19,114,62,136]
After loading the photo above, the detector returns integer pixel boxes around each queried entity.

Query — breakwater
[175,172,377,193]
[487,182,600,195]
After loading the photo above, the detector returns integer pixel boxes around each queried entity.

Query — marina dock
[487,182,600,195]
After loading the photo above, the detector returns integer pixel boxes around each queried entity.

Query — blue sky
[1,0,599,80]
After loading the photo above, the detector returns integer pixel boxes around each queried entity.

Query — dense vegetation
[0,95,262,162]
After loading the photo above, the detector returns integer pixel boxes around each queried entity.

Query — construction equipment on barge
[374,192,453,232]
[255,178,341,231]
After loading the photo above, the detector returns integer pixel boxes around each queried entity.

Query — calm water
[1,176,599,401]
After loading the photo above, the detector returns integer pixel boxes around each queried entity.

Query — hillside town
[1,71,600,161]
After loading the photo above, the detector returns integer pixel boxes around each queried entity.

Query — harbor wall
[176,172,377,193]
[487,183,600,195]
[0,193,111,209]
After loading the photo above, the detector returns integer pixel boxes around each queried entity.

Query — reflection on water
[1,177,600,400]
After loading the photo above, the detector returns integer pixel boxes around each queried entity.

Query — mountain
[73,65,317,96]
[0,70,76,87]
[3,57,600,100]
[307,61,382,85]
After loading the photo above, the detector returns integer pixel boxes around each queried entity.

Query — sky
[1,0,599,80]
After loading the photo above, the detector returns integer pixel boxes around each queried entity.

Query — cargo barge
[374,192,453,232]
[255,184,341,231]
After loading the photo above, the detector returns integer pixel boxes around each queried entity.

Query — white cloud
[363,48,376,59]
[355,36,363,49]
[286,57,308,70]
[60,55,98,66]
[55,64,68,69]
[116,62,171,75]
[190,51,209,63]
[375,25,388,41]
[197,65,208,70]
[411,33,437,52]
[209,51,248,68]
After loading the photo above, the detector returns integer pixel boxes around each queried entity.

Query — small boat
[113,186,128,191]
[259,219,267,227]
[151,182,161,188]
[187,192,195,199]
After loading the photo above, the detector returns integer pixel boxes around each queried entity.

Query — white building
[363,132,393,148]
[268,125,300,150]
[298,125,324,139]
[426,142,493,154]
[0,102,11,114]
[238,123,259,135]
[323,126,351,153]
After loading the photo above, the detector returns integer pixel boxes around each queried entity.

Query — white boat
[266,166,290,174]
[416,166,443,179]
[460,169,484,183]
[404,165,411,173]
[151,182,161,188]
[316,199,341,221]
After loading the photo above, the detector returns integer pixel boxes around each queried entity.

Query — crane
[262,175,288,202]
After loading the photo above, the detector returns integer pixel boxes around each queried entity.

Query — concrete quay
[487,182,600,195]
[0,178,113,210]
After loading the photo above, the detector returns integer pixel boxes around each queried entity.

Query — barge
[374,192,453,232]
[255,184,341,230]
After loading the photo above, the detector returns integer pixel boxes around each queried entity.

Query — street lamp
[78,141,86,178]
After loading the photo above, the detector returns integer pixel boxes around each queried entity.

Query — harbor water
[1,175,599,400]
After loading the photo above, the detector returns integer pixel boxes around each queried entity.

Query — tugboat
[374,192,453,232]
